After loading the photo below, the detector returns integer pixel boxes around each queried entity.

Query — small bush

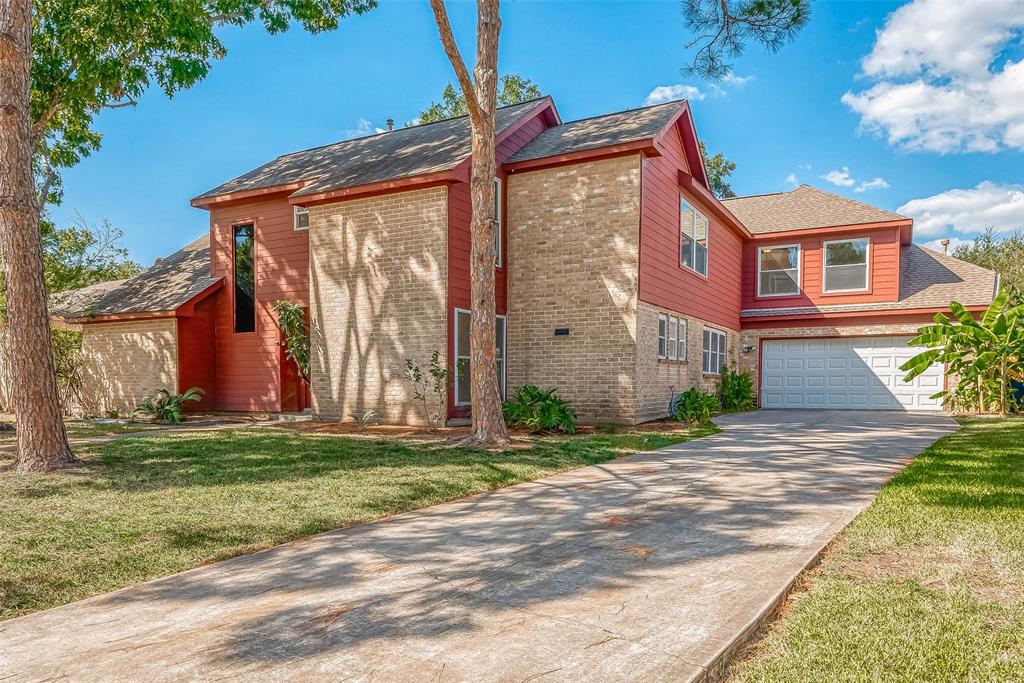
[673,387,721,425]
[134,387,204,424]
[503,385,577,433]
[719,366,755,412]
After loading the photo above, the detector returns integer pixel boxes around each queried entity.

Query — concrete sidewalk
[0,410,956,682]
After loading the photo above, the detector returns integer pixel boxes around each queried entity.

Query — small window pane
[294,206,310,230]
[457,311,470,356]
[825,263,868,291]
[456,358,471,404]
[825,239,868,266]
[658,316,667,358]
[668,318,678,359]
[694,243,708,276]
[677,319,687,360]
[680,233,694,269]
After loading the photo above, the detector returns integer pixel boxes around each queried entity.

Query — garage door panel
[761,335,944,412]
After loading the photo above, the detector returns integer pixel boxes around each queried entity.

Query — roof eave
[748,219,914,241]
[678,170,753,240]
[191,181,311,209]
[289,169,458,207]
[740,303,990,324]
[504,139,659,174]
[67,278,224,324]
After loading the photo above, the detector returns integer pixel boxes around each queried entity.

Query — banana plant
[901,288,1024,415]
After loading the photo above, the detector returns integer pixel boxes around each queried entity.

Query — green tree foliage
[699,141,737,198]
[418,75,542,123]
[31,0,378,186]
[273,300,310,382]
[901,288,1024,416]
[952,228,1024,293]
[682,0,811,79]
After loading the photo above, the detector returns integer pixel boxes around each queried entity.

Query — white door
[760,336,944,411]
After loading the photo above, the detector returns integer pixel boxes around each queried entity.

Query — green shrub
[503,385,577,433]
[133,387,204,424]
[673,387,721,425]
[718,365,755,412]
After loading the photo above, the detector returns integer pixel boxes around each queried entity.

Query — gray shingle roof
[722,184,908,234]
[50,236,220,319]
[507,101,682,164]
[741,245,997,317]
[195,99,549,201]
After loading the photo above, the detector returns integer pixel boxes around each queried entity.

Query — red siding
[177,292,218,411]
[208,196,309,412]
[741,226,901,311]
[446,108,550,417]
[639,121,743,330]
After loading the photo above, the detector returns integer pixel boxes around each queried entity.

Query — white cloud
[855,177,890,193]
[785,173,798,186]
[821,166,856,187]
[897,181,1024,237]
[644,85,705,105]
[721,73,753,87]
[342,117,387,139]
[843,0,1024,153]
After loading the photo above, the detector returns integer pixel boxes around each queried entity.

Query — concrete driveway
[0,410,955,682]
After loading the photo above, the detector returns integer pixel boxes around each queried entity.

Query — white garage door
[761,336,944,411]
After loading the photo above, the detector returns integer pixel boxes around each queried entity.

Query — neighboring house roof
[741,245,998,318]
[507,101,681,163]
[194,98,550,202]
[721,184,908,234]
[50,236,220,319]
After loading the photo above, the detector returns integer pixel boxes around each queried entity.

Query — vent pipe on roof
[940,239,950,255]
[386,118,394,132]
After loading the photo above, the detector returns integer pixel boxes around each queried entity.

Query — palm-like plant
[901,288,1024,415]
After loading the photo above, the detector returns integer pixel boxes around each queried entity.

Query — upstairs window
[823,238,870,293]
[294,205,310,231]
[680,196,709,277]
[494,177,503,266]
[758,245,801,296]
[233,224,256,333]
[703,328,726,375]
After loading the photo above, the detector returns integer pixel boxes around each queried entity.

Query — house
[52,96,997,421]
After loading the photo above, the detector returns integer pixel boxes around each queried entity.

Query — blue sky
[50,0,1024,265]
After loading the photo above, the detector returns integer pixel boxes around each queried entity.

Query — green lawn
[729,418,1024,682]
[0,425,713,620]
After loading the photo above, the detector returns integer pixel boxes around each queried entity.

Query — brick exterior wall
[740,322,929,401]
[507,155,643,422]
[80,318,178,415]
[308,186,448,424]
[636,302,741,422]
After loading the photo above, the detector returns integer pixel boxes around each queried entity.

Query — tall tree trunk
[430,0,510,445]
[0,0,76,471]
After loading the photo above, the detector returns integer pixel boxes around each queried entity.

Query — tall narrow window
[658,315,668,358]
[233,224,256,333]
[454,310,507,405]
[680,196,709,276]
[758,245,800,296]
[823,238,870,292]
[494,177,503,266]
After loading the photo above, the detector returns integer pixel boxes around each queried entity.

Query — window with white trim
[454,309,507,405]
[823,238,869,292]
[702,328,726,375]
[757,244,800,296]
[494,177,503,267]
[294,205,310,231]
[680,196,709,276]
[658,314,687,361]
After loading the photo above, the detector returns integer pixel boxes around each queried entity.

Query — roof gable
[194,98,552,204]
[51,236,221,319]
[721,184,908,235]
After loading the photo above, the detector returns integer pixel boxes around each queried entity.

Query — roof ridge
[545,99,684,130]
[276,97,549,160]
[720,189,788,201]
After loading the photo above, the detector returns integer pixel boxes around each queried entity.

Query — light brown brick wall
[507,155,642,422]
[636,302,741,422]
[80,318,178,415]
[740,322,928,400]
[308,186,448,424]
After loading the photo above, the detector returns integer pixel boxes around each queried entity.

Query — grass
[0,424,715,621]
[729,418,1024,682]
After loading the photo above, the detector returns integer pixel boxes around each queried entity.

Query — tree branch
[428,0,482,126]
[29,87,62,150]
[101,99,138,110]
